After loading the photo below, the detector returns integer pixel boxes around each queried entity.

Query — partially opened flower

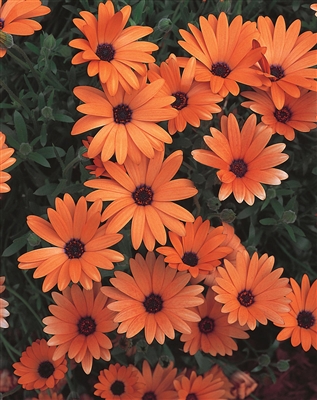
[178,12,267,97]
[275,274,317,351]
[0,276,9,328]
[85,150,197,251]
[192,113,289,205]
[12,339,67,391]
[94,362,145,400]
[69,1,157,96]
[0,131,16,193]
[148,54,223,135]
[230,371,258,399]
[43,283,118,374]
[0,0,50,57]
[180,288,249,356]
[255,15,317,109]
[156,216,232,278]
[102,252,204,344]
[241,87,317,141]
[71,77,178,165]
[212,251,292,330]
[18,193,124,292]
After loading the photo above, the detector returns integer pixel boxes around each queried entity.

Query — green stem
[10,44,42,90]
[0,331,21,360]
[0,384,22,398]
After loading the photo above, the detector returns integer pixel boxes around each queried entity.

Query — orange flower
[139,360,178,400]
[206,365,235,399]
[180,288,249,356]
[94,362,145,400]
[12,339,67,391]
[71,77,177,165]
[173,370,225,400]
[0,0,50,57]
[31,392,64,400]
[255,15,317,109]
[69,1,157,96]
[101,252,204,344]
[275,274,317,351]
[0,131,16,193]
[230,370,258,400]
[82,136,108,177]
[178,12,266,97]
[241,88,317,141]
[148,54,222,134]
[17,193,124,292]
[156,216,232,278]
[0,276,9,328]
[311,3,317,16]
[212,251,292,330]
[85,150,197,251]
[43,283,118,374]
[192,113,289,205]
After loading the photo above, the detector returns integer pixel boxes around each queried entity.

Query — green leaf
[2,235,28,257]
[14,111,28,143]
[132,0,145,24]
[28,152,51,167]
[283,224,296,242]
[53,113,74,123]
[34,182,58,196]
[36,147,66,159]
[24,42,40,55]
[270,199,284,219]
[259,218,277,226]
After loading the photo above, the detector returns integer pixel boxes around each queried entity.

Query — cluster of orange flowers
[1,0,316,399]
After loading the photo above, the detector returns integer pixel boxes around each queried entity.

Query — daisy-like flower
[156,216,232,278]
[43,283,118,374]
[173,370,225,400]
[178,12,267,97]
[148,54,223,135]
[0,276,9,328]
[82,136,108,177]
[71,77,178,165]
[69,1,157,96]
[241,88,317,141]
[0,131,16,193]
[94,362,145,400]
[212,251,292,330]
[255,15,317,109]
[229,371,258,400]
[139,360,178,400]
[192,113,289,206]
[275,274,317,351]
[180,288,249,356]
[17,193,124,292]
[311,3,317,17]
[0,0,50,57]
[85,150,198,251]
[206,365,235,399]
[12,339,67,391]
[102,252,204,345]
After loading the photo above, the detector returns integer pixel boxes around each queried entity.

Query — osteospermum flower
[148,54,223,135]
[256,15,317,109]
[43,283,118,374]
[180,288,249,356]
[71,77,178,165]
[0,276,9,328]
[206,365,235,399]
[94,363,145,400]
[311,3,317,17]
[178,12,267,97]
[275,274,317,351]
[69,1,157,96]
[212,251,292,330]
[192,113,289,205]
[12,339,67,391]
[18,193,124,292]
[102,252,204,344]
[85,150,197,251]
[156,216,232,278]
[0,0,50,57]
[0,131,16,193]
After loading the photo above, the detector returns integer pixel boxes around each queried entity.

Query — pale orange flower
[230,371,258,399]
[0,131,16,193]
[311,3,317,16]
[0,276,9,328]
[206,365,235,399]
[31,392,64,400]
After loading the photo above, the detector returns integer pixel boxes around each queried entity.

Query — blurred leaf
[260,218,277,226]
[13,110,28,143]
[283,224,296,242]
[28,152,51,167]
[2,235,28,257]
[36,146,66,159]
[53,113,74,123]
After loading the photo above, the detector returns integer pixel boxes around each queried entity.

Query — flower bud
[282,210,296,224]
[157,17,173,33]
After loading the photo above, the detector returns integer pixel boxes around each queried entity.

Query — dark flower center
[270,65,285,81]
[110,380,125,395]
[230,159,248,178]
[38,361,55,378]
[274,106,292,123]
[211,62,231,78]
[142,392,157,400]
[186,394,198,400]
[132,184,154,206]
[171,91,188,110]
[297,310,315,329]
[113,103,133,124]
[238,289,254,307]
[198,316,215,334]
[78,316,96,336]
[64,238,85,259]
[96,43,115,61]
[0,19,4,30]
[144,293,163,313]
[182,251,199,267]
